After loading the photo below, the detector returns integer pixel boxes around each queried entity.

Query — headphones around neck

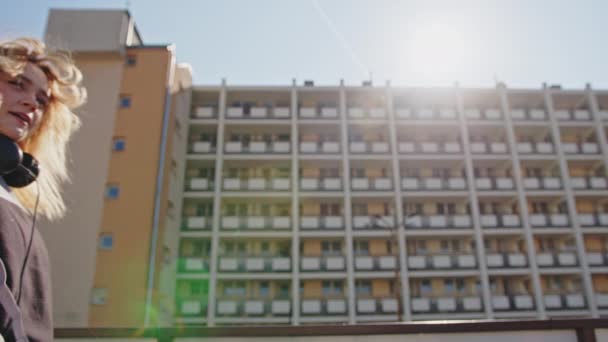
[0,134,39,188]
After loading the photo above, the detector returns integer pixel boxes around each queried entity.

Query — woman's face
[0,62,50,142]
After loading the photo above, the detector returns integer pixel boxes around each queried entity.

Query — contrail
[310,0,370,79]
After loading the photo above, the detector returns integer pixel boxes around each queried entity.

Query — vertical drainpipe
[144,46,176,327]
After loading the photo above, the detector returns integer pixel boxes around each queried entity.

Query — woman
[0,38,86,341]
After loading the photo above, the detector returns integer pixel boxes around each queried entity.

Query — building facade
[174,81,608,326]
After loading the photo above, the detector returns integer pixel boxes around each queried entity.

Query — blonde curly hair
[0,37,86,220]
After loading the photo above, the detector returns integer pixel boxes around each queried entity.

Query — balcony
[218,256,291,272]
[529,214,570,228]
[536,252,578,267]
[517,142,555,154]
[398,141,462,154]
[182,216,212,230]
[226,106,290,119]
[511,109,548,121]
[193,106,217,119]
[349,141,390,154]
[411,296,483,313]
[301,255,346,271]
[190,141,216,154]
[177,298,208,316]
[470,142,509,155]
[301,297,348,315]
[356,297,399,314]
[354,255,397,271]
[571,176,608,190]
[299,107,339,119]
[480,214,522,228]
[351,177,393,191]
[178,258,211,273]
[223,178,290,191]
[465,108,502,121]
[300,177,342,191]
[586,251,608,266]
[299,141,340,154]
[221,216,291,230]
[578,213,608,227]
[523,177,562,190]
[596,293,608,308]
[404,215,472,229]
[352,216,395,230]
[408,254,477,270]
[544,293,586,310]
[491,294,535,311]
[554,109,592,122]
[561,142,600,155]
[395,107,457,120]
[187,178,214,191]
[486,253,527,268]
[216,298,291,316]
[300,216,344,230]
[475,177,515,190]
[402,177,466,191]
[224,141,290,154]
[348,107,387,119]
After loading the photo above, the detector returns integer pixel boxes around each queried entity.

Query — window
[119,95,132,108]
[444,279,455,294]
[421,280,431,295]
[356,280,371,295]
[354,240,369,255]
[322,280,343,296]
[125,54,137,66]
[112,137,126,151]
[91,288,107,305]
[278,283,290,297]
[105,184,120,199]
[224,281,246,297]
[259,281,270,297]
[99,234,113,250]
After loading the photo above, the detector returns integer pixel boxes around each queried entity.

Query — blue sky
[3,0,608,87]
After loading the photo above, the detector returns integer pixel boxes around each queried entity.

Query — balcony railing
[216,298,291,316]
[218,256,291,272]
[570,176,608,190]
[299,141,340,154]
[349,141,390,154]
[554,109,592,122]
[517,142,555,154]
[402,177,467,191]
[356,297,398,314]
[475,177,515,190]
[561,142,600,154]
[586,251,608,266]
[348,107,387,119]
[352,215,396,229]
[596,293,608,308]
[178,257,211,273]
[543,293,586,310]
[186,178,214,191]
[299,107,339,119]
[354,255,397,271]
[301,297,348,315]
[486,252,527,268]
[465,108,502,120]
[395,108,457,120]
[523,177,562,190]
[193,106,218,119]
[226,106,290,119]
[300,216,344,230]
[182,216,212,230]
[351,177,393,191]
[411,295,483,313]
[536,252,578,267]
[470,142,509,154]
[404,215,472,229]
[190,141,216,154]
[221,216,291,230]
[398,141,462,154]
[529,214,570,228]
[480,214,522,228]
[301,255,346,271]
[224,141,291,154]
[408,254,477,270]
[223,178,290,191]
[300,177,342,191]
[578,213,608,227]
[510,109,548,121]
[491,294,535,311]
[177,297,208,316]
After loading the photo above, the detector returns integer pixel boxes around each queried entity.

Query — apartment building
[175,81,608,326]
[41,9,192,327]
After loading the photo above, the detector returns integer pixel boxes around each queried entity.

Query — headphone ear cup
[3,153,39,188]
[0,134,21,175]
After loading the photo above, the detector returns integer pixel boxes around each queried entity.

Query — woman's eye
[8,79,24,89]
[36,97,48,108]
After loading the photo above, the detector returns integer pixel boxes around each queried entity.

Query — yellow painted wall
[593,275,608,292]
[369,240,388,256]
[302,280,322,298]
[372,279,392,297]
[303,240,321,256]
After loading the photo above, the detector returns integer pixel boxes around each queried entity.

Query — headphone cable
[16,167,40,305]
